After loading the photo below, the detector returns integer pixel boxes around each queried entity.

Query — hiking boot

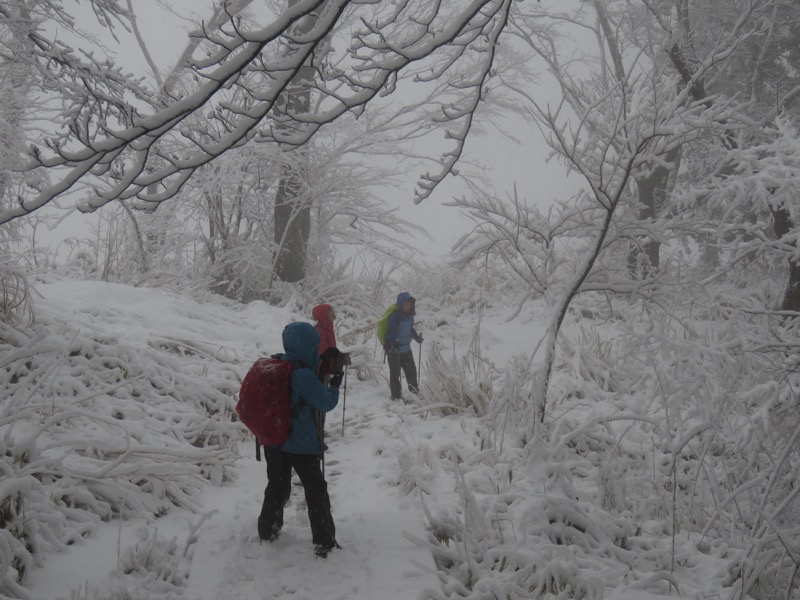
[314,542,340,558]
[258,522,280,542]
[262,531,280,542]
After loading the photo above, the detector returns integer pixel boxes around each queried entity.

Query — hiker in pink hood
[311,303,337,355]
[311,304,350,443]
[312,302,351,380]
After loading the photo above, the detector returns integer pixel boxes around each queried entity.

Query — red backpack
[236,355,296,458]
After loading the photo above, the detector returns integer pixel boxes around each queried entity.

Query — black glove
[329,372,344,388]
[320,347,341,362]
[320,347,349,375]
[417,334,424,343]
[326,348,351,368]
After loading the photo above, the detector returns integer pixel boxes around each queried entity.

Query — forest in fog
[1,1,799,599]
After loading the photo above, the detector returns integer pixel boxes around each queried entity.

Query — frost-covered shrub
[396,445,441,496]
[64,512,212,600]
[408,444,627,600]
[418,344,493,416]
[543,292,800,600]
[0,282,244,594]
[0,264,34,327]
[64,525,196,600]
[118,527,186,586]
[416,309,498,419]
[405,273,799,599]
[555,328,618,395]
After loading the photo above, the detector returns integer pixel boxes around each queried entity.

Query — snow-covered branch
[2,0,516,223]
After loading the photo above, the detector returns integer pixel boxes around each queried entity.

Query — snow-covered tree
[442,5,800,597]
[0,0,517,226]
[665,0,800,311]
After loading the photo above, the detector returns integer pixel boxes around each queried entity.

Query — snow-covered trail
[185,382,439,600]
[20,280,441,600]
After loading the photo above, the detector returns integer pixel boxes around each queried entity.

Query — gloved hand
[320,347,341,362]
[320,347,349,374]
[417,334,424,343]
[329,372,344,388]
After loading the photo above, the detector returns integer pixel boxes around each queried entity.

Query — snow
[18,278,440,600]
[183,401,439,600]
[28,395,440,600]
[3,275,766,600]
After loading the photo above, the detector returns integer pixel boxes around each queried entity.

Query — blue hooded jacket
[279,322,338,455]
[384,292,420,354]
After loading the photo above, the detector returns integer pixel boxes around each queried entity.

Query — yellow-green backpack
[375,304,397,345]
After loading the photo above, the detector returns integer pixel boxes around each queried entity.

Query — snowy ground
[19,278,443,600]
[10,277,754,600]
[29,391,443,600]
[183,391,442,600]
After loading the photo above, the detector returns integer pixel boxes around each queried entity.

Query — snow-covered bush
[397,262,799,600]
[0,279,244,594]
[118,526,186,587]
[418,344,494,417]
[406,440,634,600]
[0,264,34,327]
[542,289,800,599]
[65,519,206,600]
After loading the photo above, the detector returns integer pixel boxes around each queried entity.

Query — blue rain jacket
[279,322,338,455]
[384,292,420,354]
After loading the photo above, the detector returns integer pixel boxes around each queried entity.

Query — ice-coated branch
[2,0,516,224]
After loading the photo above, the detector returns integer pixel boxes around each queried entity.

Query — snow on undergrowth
[408,286,800,600]
[0,275,252,597]
[1,269,799,600]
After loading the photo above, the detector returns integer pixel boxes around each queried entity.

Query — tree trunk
[628,148,679,278]
[274,144,311,283]
[772,206,800,312]
[273,1,317,284]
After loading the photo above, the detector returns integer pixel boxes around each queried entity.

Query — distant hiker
[258,321,342,558]
[313,302,351,377]
[383,292,423,401]
[312,303,337,356]
[312,303,351,440]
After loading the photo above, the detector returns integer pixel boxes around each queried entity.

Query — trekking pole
[341,366,348,436]
[417,340,423,382]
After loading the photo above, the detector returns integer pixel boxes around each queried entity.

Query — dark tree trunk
[273,1,318,284]
[628,148,679,278]
[669,3,799,312]
[772,206,800,312]
[784,261,800,312]
[274,146,311,283]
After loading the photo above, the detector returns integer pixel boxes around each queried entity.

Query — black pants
[387,350,418,400]
[258,447,336,547]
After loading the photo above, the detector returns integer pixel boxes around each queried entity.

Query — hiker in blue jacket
[383,291,422,401]
[258,321,342,558]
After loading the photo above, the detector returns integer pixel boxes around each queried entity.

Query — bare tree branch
[2,0,516,224]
